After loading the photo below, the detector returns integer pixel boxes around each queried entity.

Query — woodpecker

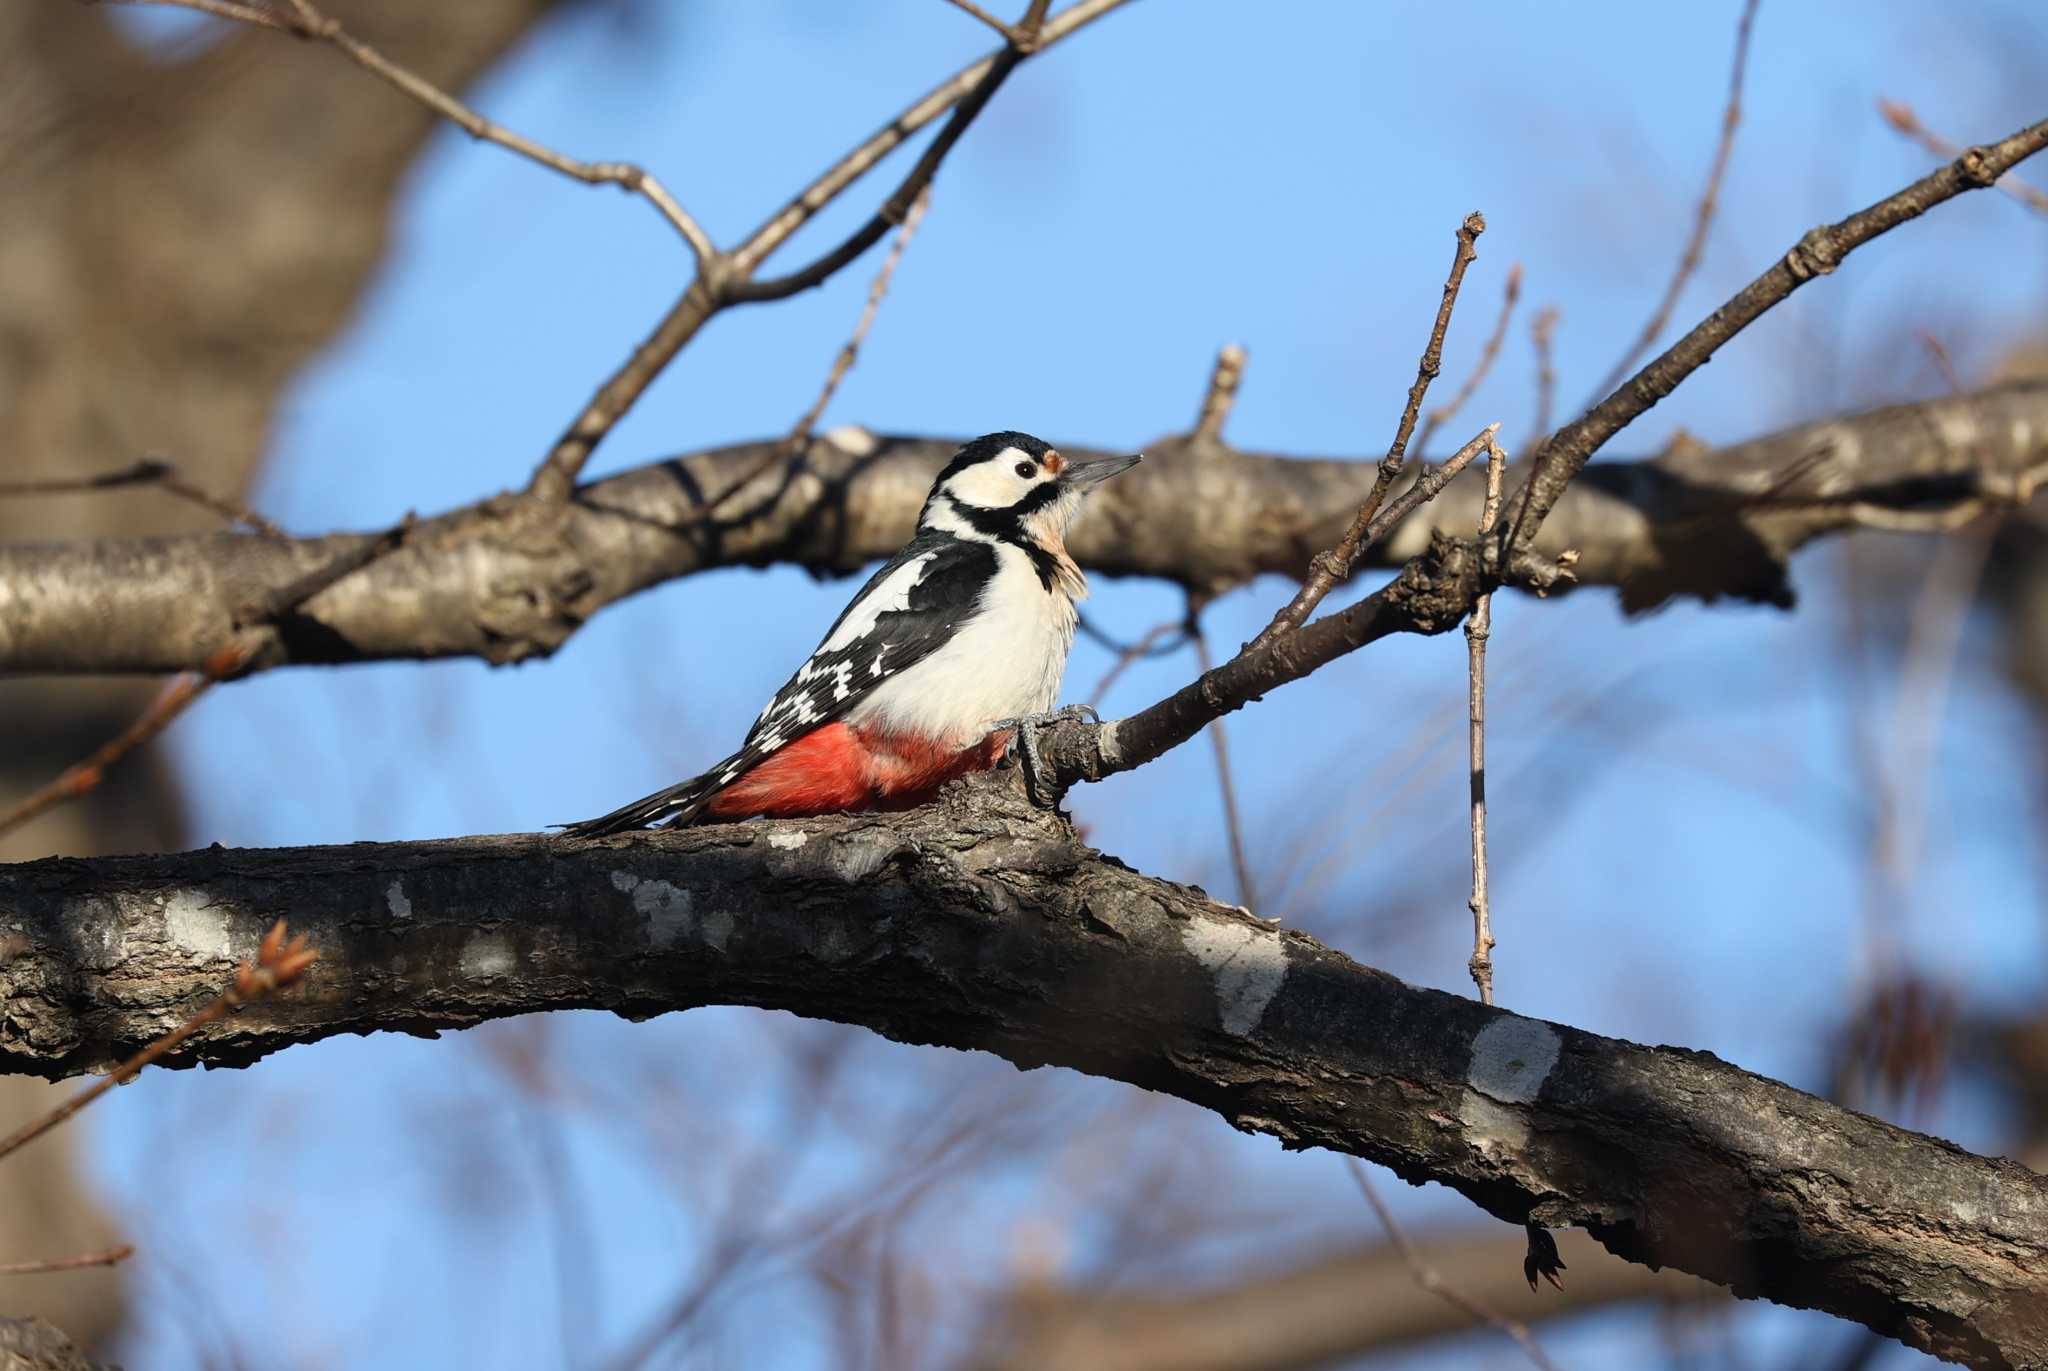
[564,432,1140,836]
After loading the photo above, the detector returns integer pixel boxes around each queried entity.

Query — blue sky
[77,1,2048,1366]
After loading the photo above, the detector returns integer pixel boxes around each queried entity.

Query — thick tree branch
[0,775,2042,1368]
[4,383,2044,677]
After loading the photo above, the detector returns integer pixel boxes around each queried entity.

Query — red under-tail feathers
[562,724,1010,836]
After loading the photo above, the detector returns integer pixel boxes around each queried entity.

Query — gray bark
[2,771,2042,1369]
[4,383,2044,676]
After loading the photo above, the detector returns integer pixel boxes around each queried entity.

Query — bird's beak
[1058,452,1141,489]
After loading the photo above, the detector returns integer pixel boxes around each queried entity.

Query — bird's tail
[558,756,741,837]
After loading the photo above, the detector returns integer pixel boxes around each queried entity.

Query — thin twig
[724,49,1024,305]
[0,1244,136,1277]
[0,521,410,841]
[1504,114,2048,556]
[1862,333,1998,923]
[1253,212,1486,648]
[1524,305,1560,456]
[1364,423,1500,550]
[1083,620,1188,709]
[0,663,229,842]
[693,187,936,523]
[1919,329,1966,394]
[136,0,1127,508]
[1192,343,1249,445]
[1415,264,1520,458]
[783,188,934,451]
[100,0,716,261]
[731,0,1129,282]
[523,0,1134,502]
[1034,421,1496,791]
[1344,1159,1567,1371]
[1466,434,1509,1005]
[1190,617,1258,914]
[1880,99,2048,218]
[940,0,1020,42]
[1583,0,1759,405]
[0,457,286,537]
[0,921,317,1166]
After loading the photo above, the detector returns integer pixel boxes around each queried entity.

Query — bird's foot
[993,704,1099,807]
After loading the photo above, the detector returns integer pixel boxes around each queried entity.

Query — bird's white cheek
[944,460,1033,509]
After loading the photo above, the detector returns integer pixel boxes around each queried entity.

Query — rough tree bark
[2,382,2044,675]
[0,773,2041,1369]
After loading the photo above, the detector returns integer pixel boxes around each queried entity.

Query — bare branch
[723,47,1024,305]
[1083,619,1187,709]
[1347,1160,1565,1371]
[522,0,1135,503]
[1465,434,1508,1005]
[1415,263,1521,459]
[0,520,410,836]
[1189,620,1257,914]
[1524,304,1560,455]
[0,458,284,539]
[1042,427,1497,792]
[0,919,315,1166]
[941,0,1020,42]
[1192,344,1249,446]
[1505,113,2048,556]
[96,0,717,262]
[1880,99,2048,218]
[974,1221,1712,1368]
[0,667,222,843]
[783,188,935,452]
[0,1247,135,1279]
[1253,212,1486,648]
[731,0,1132,277]
[1582,0,1759,404]
[970,1226,1717,1371]
[2,792,2042,1367]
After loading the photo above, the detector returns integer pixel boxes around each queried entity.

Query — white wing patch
[744,552,939,757]
[820,553,935,653]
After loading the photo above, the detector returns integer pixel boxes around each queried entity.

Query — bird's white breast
[850,542,1080,748]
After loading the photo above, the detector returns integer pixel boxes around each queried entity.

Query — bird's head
[918,431,1140,548]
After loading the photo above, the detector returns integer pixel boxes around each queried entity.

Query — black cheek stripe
[943,494,1059,591]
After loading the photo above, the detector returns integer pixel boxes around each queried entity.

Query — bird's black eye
[1014,461,1036,478]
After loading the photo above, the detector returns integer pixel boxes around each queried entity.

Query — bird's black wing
[560,533,995,835]
[738,531,996,757]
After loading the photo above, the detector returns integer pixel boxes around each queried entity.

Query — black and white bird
[564,432,1139,835]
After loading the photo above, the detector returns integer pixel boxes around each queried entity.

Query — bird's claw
[993,704,1099,806]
